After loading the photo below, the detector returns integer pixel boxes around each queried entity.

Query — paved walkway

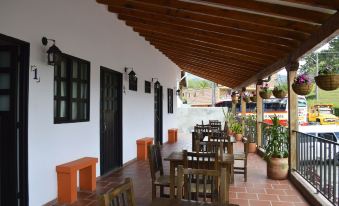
[46,134,310,206]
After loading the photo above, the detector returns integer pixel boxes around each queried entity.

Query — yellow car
[308,104,339,125]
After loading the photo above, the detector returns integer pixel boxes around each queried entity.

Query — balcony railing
[295,131,339,205]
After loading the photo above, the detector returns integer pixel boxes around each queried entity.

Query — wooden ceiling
[96,0,339,88]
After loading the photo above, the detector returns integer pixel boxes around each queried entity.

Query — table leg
[170,161,175,199]
[228,144,234,184]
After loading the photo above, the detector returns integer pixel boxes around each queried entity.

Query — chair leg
[152,184,156,200]
[160,185,164,197]
[244,160,247,182]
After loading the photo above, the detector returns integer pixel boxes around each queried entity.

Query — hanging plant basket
[250,96,256,102]
[292,83,313,95]
[259,90,272,99]
[231,95,238,104]
[243,97,250,103]
[314,74,339,91]
[272,89,287,98]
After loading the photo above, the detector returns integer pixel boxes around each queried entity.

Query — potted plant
[292,73,313,95]
[272,84,287,98]
[231,122,243,141]
[222,109,235,135]
[245,115,257,153]
[259,83,272,99]
[243,95,250,103]
[314,66,339,91]
[250,92,256,102]
[264,115,289,180]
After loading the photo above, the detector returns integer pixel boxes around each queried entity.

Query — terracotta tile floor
[46,134,310,206]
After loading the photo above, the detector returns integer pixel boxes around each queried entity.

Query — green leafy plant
[222,108,236,126]
[244,115,256,143]
[260,83,271,93]
[231,122,242,134]
[263,115,289,160]
[318,65,339,75]
[273,84,287,92]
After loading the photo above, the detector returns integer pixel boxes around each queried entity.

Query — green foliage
[300,36,339,76]
[306,87,339,107]
[231,122,242,134]
[222,108,236,126]
[273,83,287,92]
[187,78,212,89]
[318,65,339,75]
[264,115,289,160]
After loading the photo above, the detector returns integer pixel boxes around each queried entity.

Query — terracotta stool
[56,157,98,204]
[168,128,178,143]
[136,137,153,160]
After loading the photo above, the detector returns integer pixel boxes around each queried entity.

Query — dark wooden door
[100,67,123,175]
[154,85,163,145]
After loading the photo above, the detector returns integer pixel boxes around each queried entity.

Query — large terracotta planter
[235,133,243,141]
[314,74,339,91]
[292,83,313,95]
[248,142,257,153]
[259,90,272,99]
[267,157,289,180]
[272,89,287,98]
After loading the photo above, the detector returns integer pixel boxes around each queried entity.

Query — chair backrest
[199,141,226,155]
[176,165,228,203]
[183,150,218,170]
[148,144,164,181]
[101,178,136,206]
[209,120,222,132]
[194,124,210,133]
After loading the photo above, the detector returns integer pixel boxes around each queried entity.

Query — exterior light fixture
[125,67,137,81]
[42,37,62,65]
[176,89,181,96]
[152,78,160,89]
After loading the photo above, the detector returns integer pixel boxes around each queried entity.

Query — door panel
[154,85,163,145]
[100,67,123,175]
[0,46,18,206]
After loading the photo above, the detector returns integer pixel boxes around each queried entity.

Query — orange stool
[168,128,178,143]
[56,157,98,204]
[136,137,153,160]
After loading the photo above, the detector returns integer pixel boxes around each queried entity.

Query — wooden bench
[136,137,153,160]
[56,157,98,204]
[168,128,178,143]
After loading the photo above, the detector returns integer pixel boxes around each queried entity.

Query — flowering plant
[251,91,256,96]
[293,73,312,85]
[260,83,271,93]
[318,65,339,75]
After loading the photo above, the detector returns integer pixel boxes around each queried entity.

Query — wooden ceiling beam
[280,0,339,10]
[108,0,318,32]
[142,35,272,65]
[198,0,331,23]
[159,49,260,71]
[237,11,339,88]
[127,21,288,58]
[104,1,311,40]
[110,6,300,47]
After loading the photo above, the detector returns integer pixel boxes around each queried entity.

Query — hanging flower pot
[250,96,256,102]
[272,87,287,98]
[292,73,313,95]
[243,96,250,103]
[314,66,339,91]
[231,92,238,104]
[259,90,272,99]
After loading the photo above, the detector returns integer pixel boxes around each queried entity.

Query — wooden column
[241,90,246,135]
[256,82,263,147]
[286,62,299,171]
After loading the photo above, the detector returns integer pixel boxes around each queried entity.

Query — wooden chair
[176,165,229,204]
[209,120,222,132]
[100,178,136,206]
[234,137,249,182]
[182,150,218,170]
[148,144,170,199]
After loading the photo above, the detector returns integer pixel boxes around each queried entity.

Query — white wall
[0,0,179,205]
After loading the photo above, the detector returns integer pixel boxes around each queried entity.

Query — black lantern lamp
[125,67,137,81]
[176,89,181,96]
[152,78,160,89]
[42,37,62,65]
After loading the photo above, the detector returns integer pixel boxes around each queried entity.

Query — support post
[241,90,246,136]
[256,82,263,147]
[286,62,299,171]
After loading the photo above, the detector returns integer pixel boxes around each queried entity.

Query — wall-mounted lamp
[176,89,181,96]
[42,37,62,66]
[152,78,160,89]
[125,67,137,81]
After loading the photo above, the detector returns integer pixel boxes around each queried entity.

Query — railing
[295,131,339,205]
[244,119,256,143]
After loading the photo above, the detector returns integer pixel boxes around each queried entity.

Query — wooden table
[149,198,239,206]
[164,152,234,199]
